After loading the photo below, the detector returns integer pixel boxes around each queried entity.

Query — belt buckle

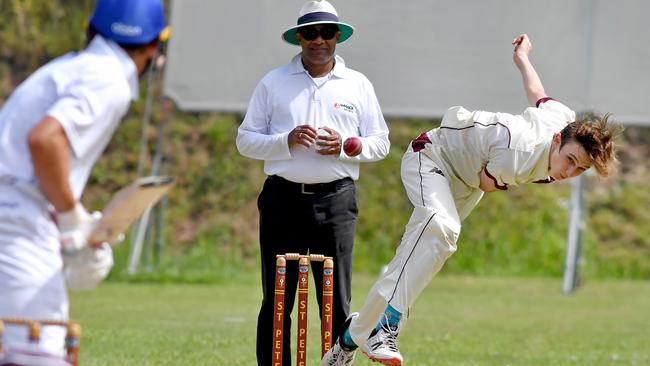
[300,183,315,195]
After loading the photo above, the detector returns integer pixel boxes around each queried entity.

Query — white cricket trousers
[348,144,461,346]
[0,185,68,356]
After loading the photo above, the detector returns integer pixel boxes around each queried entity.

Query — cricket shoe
[320,313,358,366]
[361,317,403,366]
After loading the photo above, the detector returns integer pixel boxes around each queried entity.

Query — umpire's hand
[289,125,317,148]
[315,127,342,156]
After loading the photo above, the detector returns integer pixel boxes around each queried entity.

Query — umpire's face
[297,24,341,68]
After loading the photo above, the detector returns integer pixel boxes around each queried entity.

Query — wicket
[0,317,81,366]
[272,253,334,366]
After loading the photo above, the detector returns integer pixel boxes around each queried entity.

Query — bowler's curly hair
[559,113,623,177]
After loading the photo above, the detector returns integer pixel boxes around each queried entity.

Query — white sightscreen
[163,0,650,125]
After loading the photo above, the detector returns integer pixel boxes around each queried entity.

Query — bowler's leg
[349,148,461,365]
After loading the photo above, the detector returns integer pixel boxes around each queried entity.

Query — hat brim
[282,21,354,46]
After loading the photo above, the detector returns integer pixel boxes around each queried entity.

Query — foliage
[0,0,93,94]
[1,1,648,281]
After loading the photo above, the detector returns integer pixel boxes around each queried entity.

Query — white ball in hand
[316,128,330,151]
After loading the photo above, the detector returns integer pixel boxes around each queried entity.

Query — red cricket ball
[343,137,362,157]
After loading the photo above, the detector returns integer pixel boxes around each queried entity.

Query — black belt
[268,175,353,195]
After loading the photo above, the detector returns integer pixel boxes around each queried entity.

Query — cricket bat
[89,176,174,244]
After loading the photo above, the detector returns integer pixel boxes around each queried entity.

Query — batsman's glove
[63,242,114,290]
[57,202,101,254]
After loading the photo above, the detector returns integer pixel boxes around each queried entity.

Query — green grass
[70,274,650,366]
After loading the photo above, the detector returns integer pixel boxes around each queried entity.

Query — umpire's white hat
[282,0,354,45]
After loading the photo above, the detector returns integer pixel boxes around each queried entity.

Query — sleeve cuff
[484,167,508,191]
[535,97,555,108]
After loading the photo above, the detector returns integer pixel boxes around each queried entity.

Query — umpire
[236,1,390,364]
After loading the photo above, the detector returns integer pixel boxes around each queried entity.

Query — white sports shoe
[320,313,358,366]
[321,340,357,366]
[361,317,403,366]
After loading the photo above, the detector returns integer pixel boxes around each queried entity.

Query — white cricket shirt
[425,99,576,219]
[0,35,138,200]
[236,54,390,184]
[430,99,575,188]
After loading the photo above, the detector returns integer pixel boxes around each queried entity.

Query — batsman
[0,0,168,362]
[322,34,621,365]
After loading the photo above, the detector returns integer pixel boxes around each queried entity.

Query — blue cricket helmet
[89,0,166,45]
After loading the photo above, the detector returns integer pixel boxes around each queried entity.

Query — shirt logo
[334,102,355,113]
[429,167,445,177]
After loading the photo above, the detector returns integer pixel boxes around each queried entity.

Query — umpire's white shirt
[237,54,390,184]
[0,35,137,355]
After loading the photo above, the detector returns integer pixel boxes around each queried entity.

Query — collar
[86,35,139,101]
[289,53,347,78]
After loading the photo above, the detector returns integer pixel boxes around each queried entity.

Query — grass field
[70,274,650,366]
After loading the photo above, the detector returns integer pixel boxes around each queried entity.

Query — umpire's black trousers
[256,175,357,366]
